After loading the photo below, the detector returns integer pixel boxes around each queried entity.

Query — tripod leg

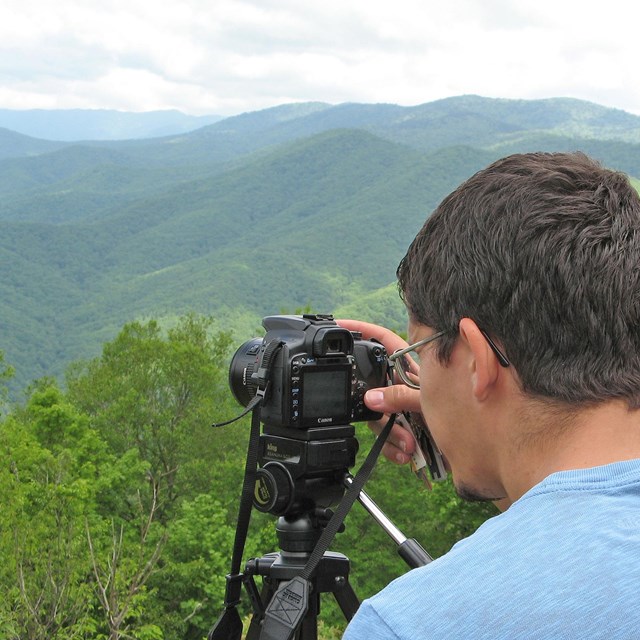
[296,591,319,640]
[298,615,318,640]
[245,580,276,640]
[333,577,360,621]
[245,613,263,640]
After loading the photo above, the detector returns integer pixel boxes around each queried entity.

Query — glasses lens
[393,352,420,389]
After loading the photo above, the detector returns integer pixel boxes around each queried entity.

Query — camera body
[229,314,388,430]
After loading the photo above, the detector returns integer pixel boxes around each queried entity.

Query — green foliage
[334,283,408,333]
[65,315,235,515]
[0,382,105,637]
[0,350,14,413]
[0,319,244,638]
[152,493,237,637]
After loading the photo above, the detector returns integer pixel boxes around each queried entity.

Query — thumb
[364,385,422,414]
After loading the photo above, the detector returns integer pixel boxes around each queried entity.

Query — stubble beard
[454,480,505,503]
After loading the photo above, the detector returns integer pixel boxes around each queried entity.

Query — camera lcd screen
[302,369,348,419]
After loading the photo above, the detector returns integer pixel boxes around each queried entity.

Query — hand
[337,319,422,464]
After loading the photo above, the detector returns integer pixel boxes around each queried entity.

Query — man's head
[398,152,640,409]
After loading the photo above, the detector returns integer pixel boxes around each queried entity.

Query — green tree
[85,491,165,640]
[66,314,236,518]
[148,493,236,638]
[62,314,251,635]
[0,317,499,639]
[0,379,168,639]
[0,382,101,638]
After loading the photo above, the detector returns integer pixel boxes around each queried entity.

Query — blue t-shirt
[343,459,640,639]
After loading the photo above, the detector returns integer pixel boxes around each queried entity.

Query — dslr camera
[229,314,388,431]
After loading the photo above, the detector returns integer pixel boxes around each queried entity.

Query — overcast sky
[2,0,638,117]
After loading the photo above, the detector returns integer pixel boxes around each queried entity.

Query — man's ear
[458,318,500,401]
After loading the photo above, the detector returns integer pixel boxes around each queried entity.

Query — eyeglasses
[389,328,510,390]
[389,331,445,389]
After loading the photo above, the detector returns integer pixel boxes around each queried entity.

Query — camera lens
[228,338,262,407]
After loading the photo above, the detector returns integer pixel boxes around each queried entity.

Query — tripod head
[253,423,357,518]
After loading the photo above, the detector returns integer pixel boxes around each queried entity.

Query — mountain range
[0,108,224,141]
[2,95,640,395]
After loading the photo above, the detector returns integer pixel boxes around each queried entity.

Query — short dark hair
[397,152,640,408]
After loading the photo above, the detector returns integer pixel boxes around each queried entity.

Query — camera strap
[259,412,397,640]
[209,339,285,640]
[208,394,262,640]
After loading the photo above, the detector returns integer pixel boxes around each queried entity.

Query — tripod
[208,405,431,640]
[238,476,432,640]
[243,514,359,640]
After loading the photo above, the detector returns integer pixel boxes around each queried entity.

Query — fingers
[365,386,422,415]
[365,385,423,465]
[368,417,417,464]
[337,319,422,465]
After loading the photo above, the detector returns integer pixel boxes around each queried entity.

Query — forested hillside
[3,95,640,395]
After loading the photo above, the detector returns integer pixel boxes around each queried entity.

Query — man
[340,152,640,639]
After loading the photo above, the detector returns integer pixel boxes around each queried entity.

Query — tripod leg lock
[223,572,245,607]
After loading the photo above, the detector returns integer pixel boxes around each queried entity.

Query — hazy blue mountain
[0,127,68,160]
[0,144,208,224]
[0,129,490,393]
[170,95,640,160]
[2,95,640,396]
[0,108,224,142]
[4,96,640,169]
[75,96,640,172]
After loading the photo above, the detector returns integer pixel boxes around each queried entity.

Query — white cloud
[1,0,639,115]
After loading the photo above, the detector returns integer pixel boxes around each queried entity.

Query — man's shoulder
[344,467,640,639]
